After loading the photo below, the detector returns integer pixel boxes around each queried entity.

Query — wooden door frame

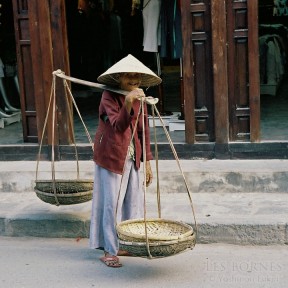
[28,0,55,145]
[247,0,260,142]
[211,0,229,143]
[13,0,72,148]
[180,0,260,144]
[180,0,195,144]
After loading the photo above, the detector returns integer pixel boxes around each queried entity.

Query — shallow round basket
[116,218,196,258]
[34,179,93,205]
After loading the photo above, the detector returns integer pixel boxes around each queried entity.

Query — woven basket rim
[117,218,194,241]
[34,189,92,197]
[119,234,195,247]
[35,179,93,183]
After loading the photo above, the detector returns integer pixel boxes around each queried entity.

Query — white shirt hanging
[142,0,161,52]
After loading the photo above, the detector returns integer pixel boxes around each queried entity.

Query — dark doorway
[259,2,288,140]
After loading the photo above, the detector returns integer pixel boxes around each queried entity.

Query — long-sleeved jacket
[93,90,153,174]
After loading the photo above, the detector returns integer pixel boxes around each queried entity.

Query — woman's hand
[125,88,145,113]
[145,161,153,187]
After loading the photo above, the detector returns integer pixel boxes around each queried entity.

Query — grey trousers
[89,159,143,256]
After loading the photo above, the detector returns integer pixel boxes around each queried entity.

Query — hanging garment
[107,13,123,68]
[160,0,182,59]
[102,0,115,11]
[266,37,284,84]
[142,0,161,52]
[273,0,288,16]
[0,59,4,78]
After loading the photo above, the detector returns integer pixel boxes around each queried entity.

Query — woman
[89,54,161,268]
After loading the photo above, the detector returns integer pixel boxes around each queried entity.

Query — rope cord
[62,79,80,179]
[35,74,59,205]
[140,98,152,258]
[151,104,198,234]
[151,104,161,218]
[35,72,95,206]
[115,97,197,258]
[36,76,55,181]
[63,79,94,150]
[36,70,197,248]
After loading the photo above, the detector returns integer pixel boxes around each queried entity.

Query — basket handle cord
[35,74,60,205]
[140,98,153,258]
[151,103,198,235]
[151,104,161,218]
[114,97,154,258]
[141,99,199,258]
[35,73,94,206]
[115,96,197,259]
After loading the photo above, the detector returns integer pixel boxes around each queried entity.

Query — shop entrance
[259,1,288,140]
[2,0,288,156]
[65,0,185,144]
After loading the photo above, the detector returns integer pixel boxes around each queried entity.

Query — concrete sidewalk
[1,159,288,244]
[1,237,288,288]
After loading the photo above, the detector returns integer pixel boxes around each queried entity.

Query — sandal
[100,255,122,268]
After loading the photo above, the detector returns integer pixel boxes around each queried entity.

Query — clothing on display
[273,0,288,16]
[142,0,161,52]
[259,24,288,95]
[160,0,182,59]
[0,59,4,78]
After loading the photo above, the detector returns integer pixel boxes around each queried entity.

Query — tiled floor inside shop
[260,75,288,140]
[1,72,288,145]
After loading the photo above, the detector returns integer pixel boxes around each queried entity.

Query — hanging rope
[114,96,197,259]
[35,72,95,206]
[44,70,197,251]
[151,104,198,233]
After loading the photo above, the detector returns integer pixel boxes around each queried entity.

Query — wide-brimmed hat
[97,54,162,87]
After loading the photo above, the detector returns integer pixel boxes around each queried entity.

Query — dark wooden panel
[12,0,38,143]
[193,1,214,142]
[226,0,260,142]
[27,115,38,136]
[234,39,249,107]
[181,0,214,143]
[227,0,250,141]
[20,45,34,110]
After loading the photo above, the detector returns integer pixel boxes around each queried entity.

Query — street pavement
[0,236,287,288]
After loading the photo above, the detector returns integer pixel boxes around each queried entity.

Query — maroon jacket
[93,90,153,174]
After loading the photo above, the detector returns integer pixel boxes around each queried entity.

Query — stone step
[1,191,288,245]
[1,160,288,193]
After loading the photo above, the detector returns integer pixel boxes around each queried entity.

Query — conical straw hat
[97,54,162,87]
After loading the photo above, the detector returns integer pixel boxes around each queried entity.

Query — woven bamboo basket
[34,179,93,205]
[116,218,196,257]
